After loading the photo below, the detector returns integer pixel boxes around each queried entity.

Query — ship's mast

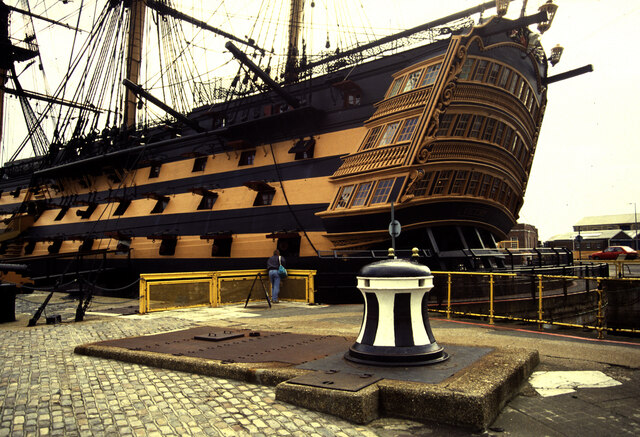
[123,0,146,130]
[0,69,6,150]
[283,0,304,83]
[0,1,10,148]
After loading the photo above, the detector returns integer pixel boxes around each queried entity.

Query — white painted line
[529,371,622,397]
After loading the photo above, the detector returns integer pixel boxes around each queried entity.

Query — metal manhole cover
[287,370,382,392]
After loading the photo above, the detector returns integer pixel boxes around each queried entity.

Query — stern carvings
[400,168,426,202]
[414,45,468,165]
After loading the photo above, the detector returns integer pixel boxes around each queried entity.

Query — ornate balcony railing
[368,88,432,122]
[332,143,410,178]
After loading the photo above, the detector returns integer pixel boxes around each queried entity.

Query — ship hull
[0,15,554,301]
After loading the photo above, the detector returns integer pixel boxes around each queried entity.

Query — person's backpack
[278,256,287,278]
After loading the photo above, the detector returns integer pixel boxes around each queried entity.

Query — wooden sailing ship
[0,0,590,301]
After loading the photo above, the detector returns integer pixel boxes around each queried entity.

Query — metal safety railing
[592,260,640,278]
[429,271,640,339]
[139,269,316,314]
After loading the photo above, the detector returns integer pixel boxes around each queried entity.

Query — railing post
[446,273,452,319]
[537,274,543,330]
[489,274,495,325]
[139,277,147,315]
[596,279,605,340]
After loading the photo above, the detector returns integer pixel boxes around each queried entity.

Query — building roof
[574,213,637,227]
[547,230,633,242]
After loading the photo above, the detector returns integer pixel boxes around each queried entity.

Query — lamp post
[630,203,638,250]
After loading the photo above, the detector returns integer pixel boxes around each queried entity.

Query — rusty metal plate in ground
[287,370,382,392]
[194,331,245,342]
[96,326,352,365]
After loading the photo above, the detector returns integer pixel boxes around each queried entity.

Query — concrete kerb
[73,344,311,386]
[377,347,540,429]
[74,342,539,429]
[276,381,380,425]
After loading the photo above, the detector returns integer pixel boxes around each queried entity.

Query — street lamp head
[549,44,563,66]
[495,0,509,17]
[538,0,559,34]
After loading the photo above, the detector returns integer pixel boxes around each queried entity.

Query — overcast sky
[3,0,638,241]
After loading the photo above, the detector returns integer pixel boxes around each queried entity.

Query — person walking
[267,250,286,303]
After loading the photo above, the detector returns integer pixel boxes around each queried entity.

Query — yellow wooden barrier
[139,269,316,314]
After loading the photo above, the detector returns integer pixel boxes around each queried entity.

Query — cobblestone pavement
[3,293,640,436]
[0,294,471,437]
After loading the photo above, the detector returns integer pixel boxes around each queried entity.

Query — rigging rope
[268,143,318,255]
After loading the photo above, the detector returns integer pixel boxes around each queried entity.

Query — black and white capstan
[345,256,448,366]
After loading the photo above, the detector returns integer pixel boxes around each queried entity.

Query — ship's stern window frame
[395,116,419,143]
[469,116,485,138]
[450,171,470,195]
[453,114,471,137]
[361,126,382,150]
[378,122,400,146]
[465,172,482,196]
[481,118,504,142]
[413,172,435,197]
[486,63,501,85]
[402,69,423,92]
[238,150,256,166]
[334,185,355,209]
[350,182,373,207]
[420,63,442,86]
[387,77,404,98]
[458,58,475,80]
[498,67,511,88]
[431,170,452,195]
[437,114,455,136]
[473,60,489,81]
[370,178,395,204]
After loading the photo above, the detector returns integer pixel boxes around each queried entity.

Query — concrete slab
[276,346,538,429]
[75,326,539,430]
[297,344,493,384]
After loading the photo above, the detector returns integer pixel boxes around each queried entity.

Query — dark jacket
[267,255,286,270]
